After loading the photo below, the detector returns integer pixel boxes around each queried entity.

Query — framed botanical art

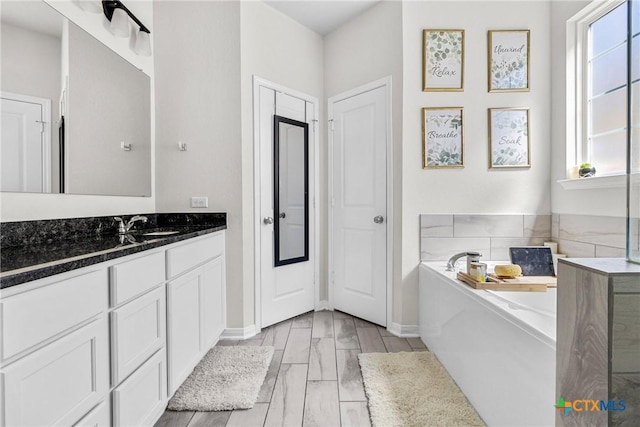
[488,108,530,168]
[422,107,464,168]
[488,30,530,92]
[423,30,464,91]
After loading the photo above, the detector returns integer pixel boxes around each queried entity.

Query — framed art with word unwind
[488,30,530,92]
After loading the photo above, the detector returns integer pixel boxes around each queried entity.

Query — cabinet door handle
[263,217,274,225]
[374,215,384,224]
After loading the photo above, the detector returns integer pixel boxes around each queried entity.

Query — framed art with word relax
[488,108,530,168]
[488,30,530,92]
[422,107,464,168]
[423,29,464,91]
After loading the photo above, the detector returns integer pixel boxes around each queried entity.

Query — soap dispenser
[466,252,481,274]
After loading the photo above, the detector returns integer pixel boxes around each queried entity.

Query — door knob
[374,215,384,224]
[279,212,286,219]
[263,217,274,225]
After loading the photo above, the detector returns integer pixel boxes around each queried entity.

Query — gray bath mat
[358,351,485,426]
[168,345,274,411]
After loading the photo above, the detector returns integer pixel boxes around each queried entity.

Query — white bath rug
[168,345,274,411]
[358,351,485,427]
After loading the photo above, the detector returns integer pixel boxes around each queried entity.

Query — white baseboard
[387,322,419,338]
[220,324,257,340]
[315,300,331,311]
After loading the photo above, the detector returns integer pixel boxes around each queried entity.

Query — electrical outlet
[190,196,208,208]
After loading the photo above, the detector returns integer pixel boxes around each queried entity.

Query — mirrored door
[273,115,309,266]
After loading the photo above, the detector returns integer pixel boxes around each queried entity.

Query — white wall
[0,0,155,221]
[154,1,244,327]
[153,1,323,329]
[324,1,404,321]
[401,1,552,324]
[550,0,627,217]
[240,1,324,325]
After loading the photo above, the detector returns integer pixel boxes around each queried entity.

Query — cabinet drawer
[166,232,224,278]
[74,399,110,427]
[112,350,167,427]
[110,251,165,307]
[2,318,109,427]
[111,286,166,385]
[1,270,108,362]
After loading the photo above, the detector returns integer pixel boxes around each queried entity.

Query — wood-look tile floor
[155,310,428,427]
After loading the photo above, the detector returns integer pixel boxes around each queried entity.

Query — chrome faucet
[114,215,148,234]
[446,251,482,271]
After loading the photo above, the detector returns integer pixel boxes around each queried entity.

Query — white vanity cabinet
[0,270,110,427]
[0,230,227,427]
[108,251,167,427]
[166,232,226,395]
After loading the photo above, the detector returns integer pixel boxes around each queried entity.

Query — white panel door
[0,94,50,192]
[330,85,387,326]
[259,88,315,328]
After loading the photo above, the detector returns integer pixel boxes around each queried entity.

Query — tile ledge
[557,174,626,190]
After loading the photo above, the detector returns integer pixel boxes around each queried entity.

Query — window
[568,0,638,178]
[587,2,628,175]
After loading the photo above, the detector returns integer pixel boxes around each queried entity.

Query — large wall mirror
[0,0,151,197]
[273,115,309,266]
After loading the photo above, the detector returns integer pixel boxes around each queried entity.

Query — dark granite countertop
[0,213,226,289]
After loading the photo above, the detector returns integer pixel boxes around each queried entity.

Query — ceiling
[264,0,381,35]
[1,1,380,39]
[1,1,63,37]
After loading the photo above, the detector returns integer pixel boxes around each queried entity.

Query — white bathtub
[419,262,555,427]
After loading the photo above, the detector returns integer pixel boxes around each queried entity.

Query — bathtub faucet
[446,251,482,272]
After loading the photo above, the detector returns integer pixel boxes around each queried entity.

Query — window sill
[557,174,626,190]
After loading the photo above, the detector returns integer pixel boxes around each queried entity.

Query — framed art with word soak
[488,108,530,168]
[488,30,530,92]
[422,107,464,168]
[423,30,464,91]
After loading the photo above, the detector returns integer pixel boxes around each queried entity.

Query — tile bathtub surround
[552,213,627,258]
[420,214,551,261]
[556,258,640,427]
[0,213,227,288]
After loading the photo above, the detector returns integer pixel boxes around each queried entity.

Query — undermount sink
[142,230,180,236]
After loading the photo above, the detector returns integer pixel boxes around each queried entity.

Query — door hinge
[328,119,334,132]
[331,271,335,284]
